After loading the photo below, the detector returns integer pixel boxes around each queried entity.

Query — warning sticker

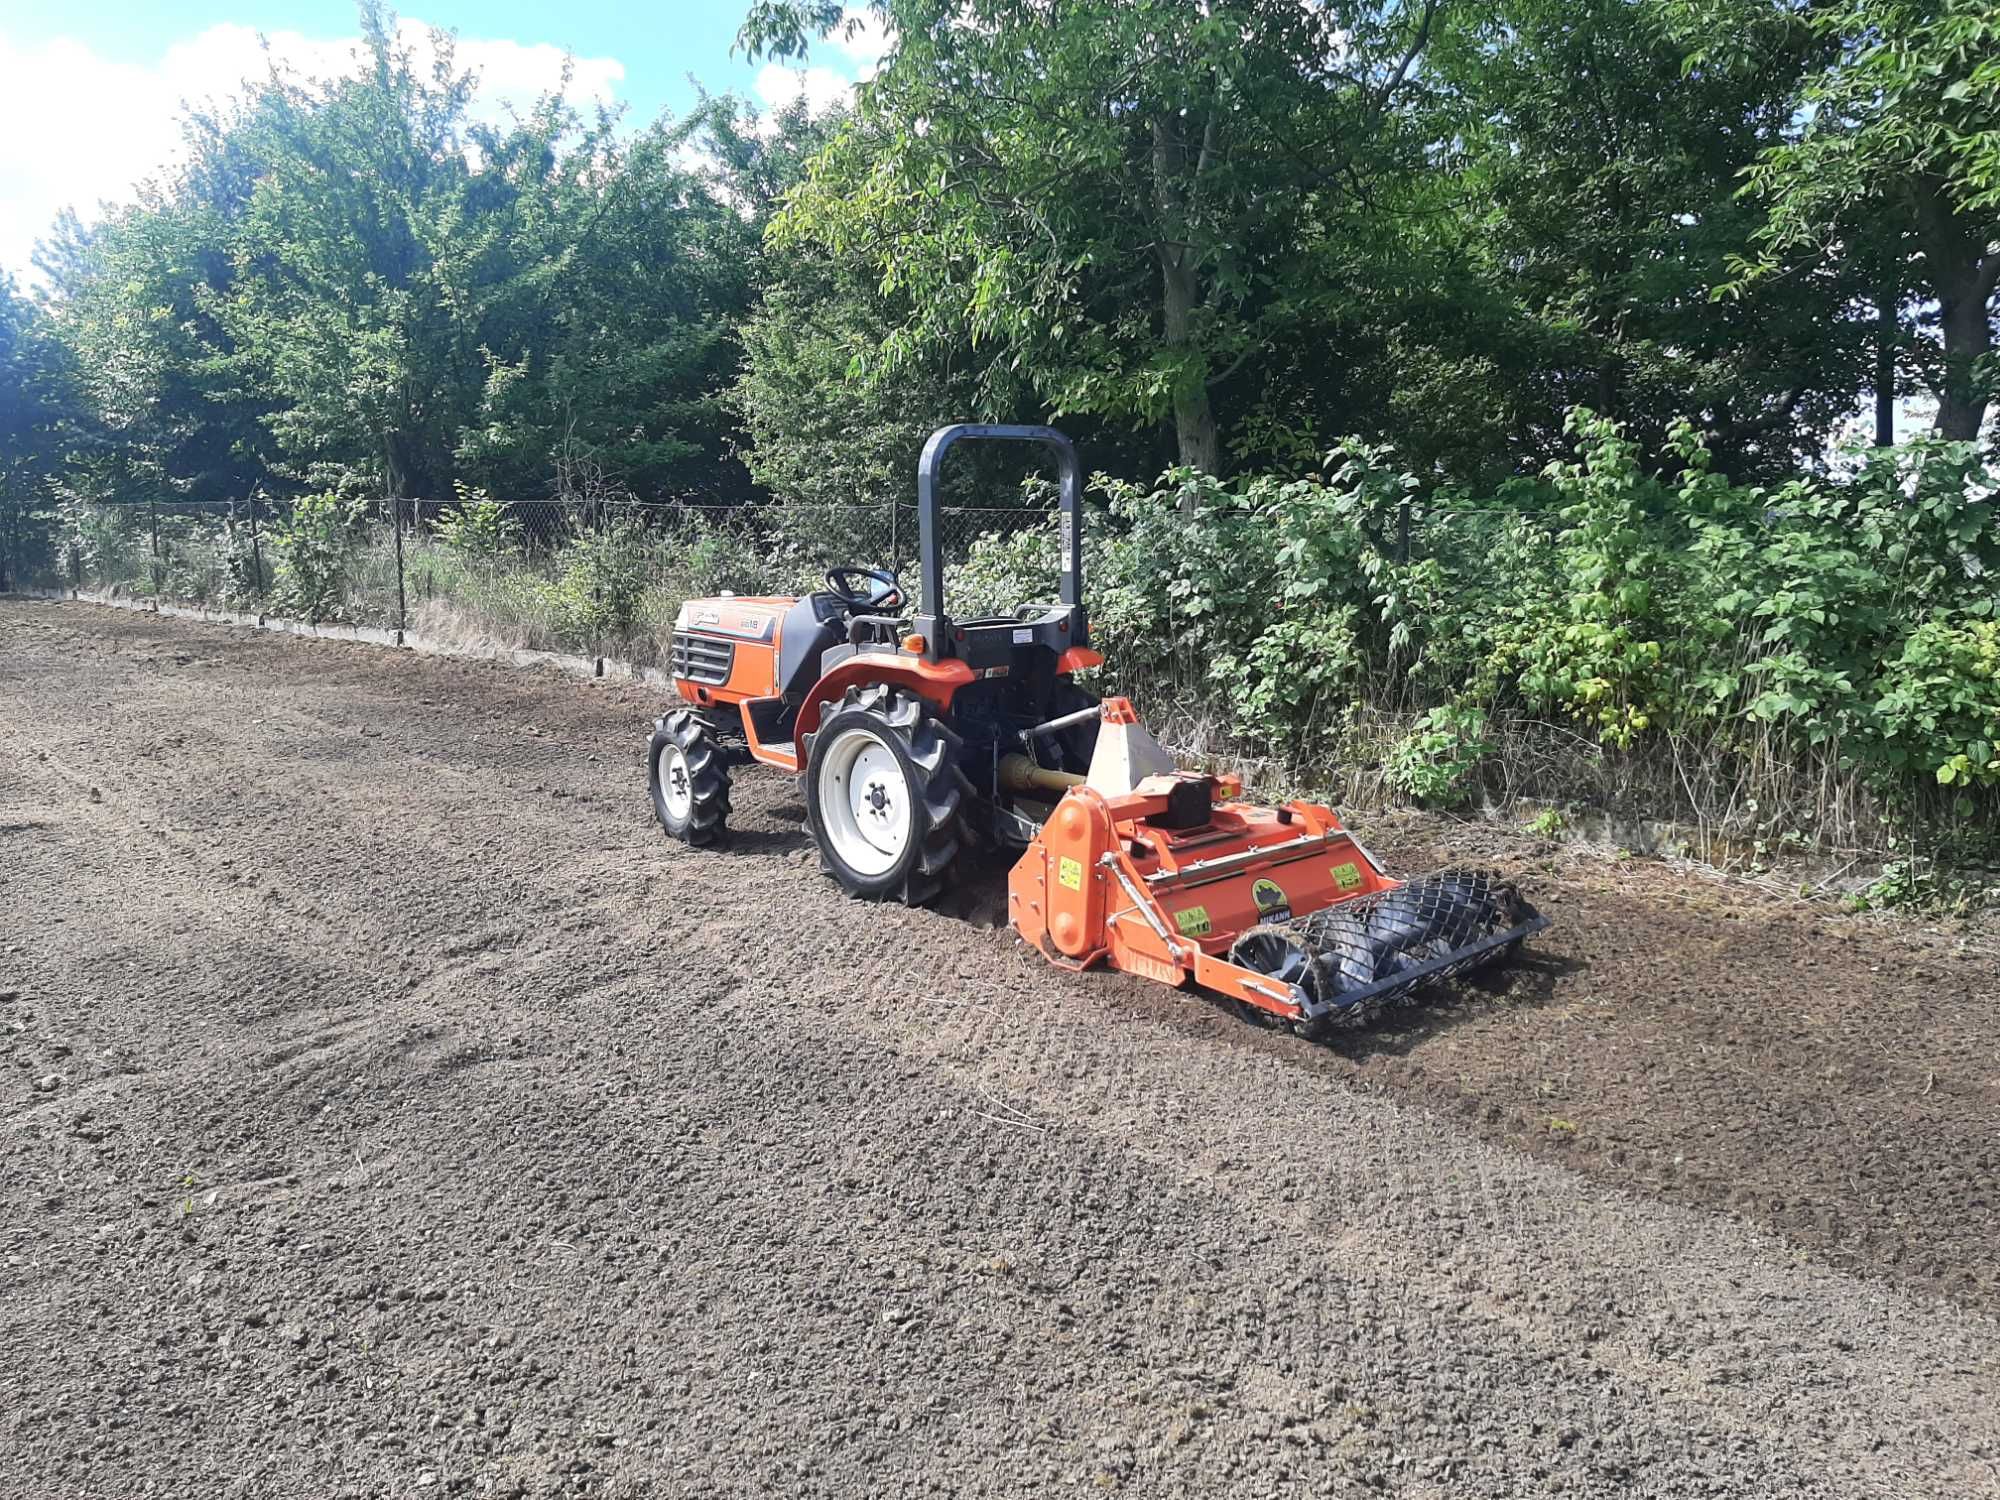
[1057,856,1083,891]
[1174,905,1212,938]
[1331,861,1363,891]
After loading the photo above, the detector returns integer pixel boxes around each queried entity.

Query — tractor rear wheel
[803,684,966,905]
[649,709,731,847]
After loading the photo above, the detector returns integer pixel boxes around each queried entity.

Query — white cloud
[826,7,891,69]
[747,5,888,120]
[752,61,857,115]
[0,19,625,284]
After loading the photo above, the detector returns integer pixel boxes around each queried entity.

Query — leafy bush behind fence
[956,415,2000,874]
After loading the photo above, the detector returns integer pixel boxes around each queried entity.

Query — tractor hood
[673,597,797,642]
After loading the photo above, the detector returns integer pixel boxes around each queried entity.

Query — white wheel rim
[818,726,914,877]
[658,743,693,821]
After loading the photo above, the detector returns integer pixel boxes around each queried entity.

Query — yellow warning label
[1057,856,1083,891]
[1174,905,1212,938]
[1331,861,1363,891]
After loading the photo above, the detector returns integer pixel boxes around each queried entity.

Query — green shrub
[271,491,360,623]
[942,410,1999,865]
[1524,806,1569,841]
[44,401,1999,875]
[1871,619,2000,789]
[668,513,775,599]
[434,485,519,559]
[60,492,143,588]
[218,517,266,606]
[541,520,651,649]
[1386,705,1495,808]
[950,524,1067,618]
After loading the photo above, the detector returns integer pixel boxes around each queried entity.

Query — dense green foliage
[5,0,1998,876]
[954,421,1998,849]
[15,0,1994,504]
[746,0,1985,482]
[270,492,362,623]
[1684,0,2000,442]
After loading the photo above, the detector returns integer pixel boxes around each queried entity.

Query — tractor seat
[777,595,852,699]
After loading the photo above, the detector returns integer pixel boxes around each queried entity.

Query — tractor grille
[671,632,734,686]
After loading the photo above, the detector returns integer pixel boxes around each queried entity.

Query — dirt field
[3,596,1998,1499]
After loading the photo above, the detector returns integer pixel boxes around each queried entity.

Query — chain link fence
[50,487,1064,671]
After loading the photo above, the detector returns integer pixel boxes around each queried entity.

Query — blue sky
[0,1,880,280]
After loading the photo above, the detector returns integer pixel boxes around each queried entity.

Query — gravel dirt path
[3,597,1997,1499]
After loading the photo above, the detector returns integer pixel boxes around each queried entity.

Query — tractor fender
[794,655,975,763]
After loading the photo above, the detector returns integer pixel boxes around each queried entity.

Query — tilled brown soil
[2,596,1997,1499]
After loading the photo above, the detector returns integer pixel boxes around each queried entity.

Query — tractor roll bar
[915,424,1084,655]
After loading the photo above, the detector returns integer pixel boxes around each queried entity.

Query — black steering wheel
[824,566,906,613]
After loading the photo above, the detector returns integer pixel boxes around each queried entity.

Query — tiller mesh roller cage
[1227,871,1549,1036]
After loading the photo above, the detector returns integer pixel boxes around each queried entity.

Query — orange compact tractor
[648,425,1548,1035]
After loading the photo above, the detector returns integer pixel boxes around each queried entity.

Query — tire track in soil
[2,598,1998,1499]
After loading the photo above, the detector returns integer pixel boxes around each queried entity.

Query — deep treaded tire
[648,709,732,847]
[802,683,966,905]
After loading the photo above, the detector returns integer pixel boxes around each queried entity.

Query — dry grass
[1126,666,1998,889]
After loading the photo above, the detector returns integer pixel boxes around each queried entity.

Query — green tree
[0,273,63,589]
[163,3,765,508]
[450,106,764,504]
[1424,0,1876,478]
[743,0,1448,475]
[1688,0,2000,441]
[214,8,497,499]
[725,99,1003,537]
[33,111,275,516]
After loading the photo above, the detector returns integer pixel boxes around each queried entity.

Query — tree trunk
[1152,115,1221,479]
[383,435,410,502]
[1594,360,1620,420]
[1161,249,1220,473]
[1914,179,1995,442]
[1935,277,1991,442]
[1874,282,1896,448]
[1172,385,1221,474]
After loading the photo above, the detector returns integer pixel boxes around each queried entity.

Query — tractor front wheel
[649,709,732,847]
[803,684,966,905]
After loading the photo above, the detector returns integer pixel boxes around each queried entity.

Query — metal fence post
[393,495,408,647]
[247,490,265,600]
[149,496,162,602]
